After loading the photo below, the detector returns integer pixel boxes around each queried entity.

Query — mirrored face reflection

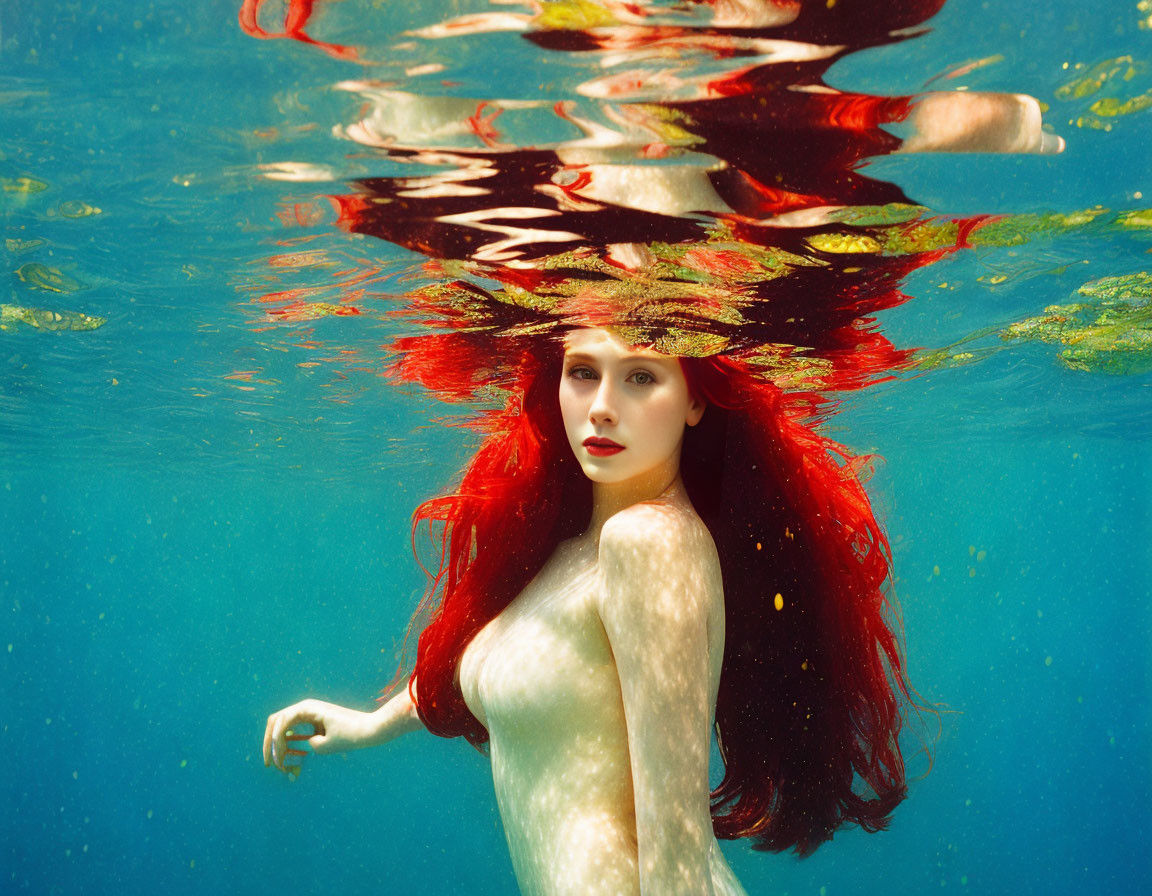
[559,328,704,487]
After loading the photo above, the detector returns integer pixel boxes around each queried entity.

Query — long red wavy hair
[396,330,915,857]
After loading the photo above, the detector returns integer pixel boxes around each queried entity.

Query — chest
[459,548,620,736]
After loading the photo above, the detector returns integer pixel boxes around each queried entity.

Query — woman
[264,322,913,894]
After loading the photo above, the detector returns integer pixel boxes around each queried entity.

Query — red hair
[680,357,910,854]
[399,331,915,857]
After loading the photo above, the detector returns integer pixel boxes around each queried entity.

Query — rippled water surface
[3,1,1149,893]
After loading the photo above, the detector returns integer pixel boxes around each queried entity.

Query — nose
[588,378,618,426]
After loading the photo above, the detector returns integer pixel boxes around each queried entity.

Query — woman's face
[559,328,704,486]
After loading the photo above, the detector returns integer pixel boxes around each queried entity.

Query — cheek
[558,383,582,436]
[638,398,688,447]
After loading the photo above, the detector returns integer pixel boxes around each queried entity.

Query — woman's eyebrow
[564,351,668,364]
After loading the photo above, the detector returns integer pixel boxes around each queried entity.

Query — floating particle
[774,593,784,611]
[968,567,976,578]
[932,565,940,576]
[147,809,153,819]
[180,759,187,768]
[1044,655,1053,666]
[976,550,987,562]
[756,542,762,551]
[968,545,976,557]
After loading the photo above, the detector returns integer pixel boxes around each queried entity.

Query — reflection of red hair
[399,332,915,857]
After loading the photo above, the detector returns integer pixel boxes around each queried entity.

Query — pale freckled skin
[460,488,745,895]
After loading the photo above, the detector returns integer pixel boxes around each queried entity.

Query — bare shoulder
[599,500,713,561]
[597,500,722,614]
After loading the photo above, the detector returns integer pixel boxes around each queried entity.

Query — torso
[458,498,748,896]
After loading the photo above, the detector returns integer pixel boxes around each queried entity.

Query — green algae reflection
[0,176,48,194]
[15,263,86,293]
[1054,54,1152,130]
[811,204,1146,257]
[915,272,1152,375]
[5,238,46,253]
[0,303,106,332]
[1003,272,1152,374]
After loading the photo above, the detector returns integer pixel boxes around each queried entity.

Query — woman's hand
[263,699,371,775]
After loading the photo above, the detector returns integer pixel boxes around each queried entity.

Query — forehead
[562,328,673,363]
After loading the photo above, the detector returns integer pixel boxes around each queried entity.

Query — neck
[584,452,684,541]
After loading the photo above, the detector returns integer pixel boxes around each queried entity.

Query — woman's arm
[899,91,1064,154]
[597,505,720,896]
[263,680,425,774]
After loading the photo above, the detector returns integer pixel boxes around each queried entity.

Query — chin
[579,458,669,487]
[578,463,621,483]
[574,459,624,483]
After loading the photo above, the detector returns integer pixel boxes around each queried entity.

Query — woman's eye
[628,371,655,385]
[567,366,596,380]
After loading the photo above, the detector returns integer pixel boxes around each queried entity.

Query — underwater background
[2,1,1149,893]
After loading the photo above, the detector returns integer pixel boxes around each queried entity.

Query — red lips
[583,436,624,457]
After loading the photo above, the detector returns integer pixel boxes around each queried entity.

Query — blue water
[3,1,1150,894]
